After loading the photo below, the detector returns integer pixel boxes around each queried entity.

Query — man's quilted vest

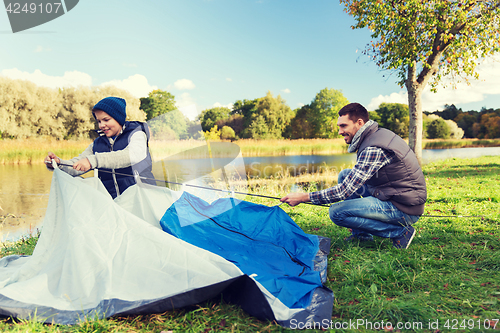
[93,121,155,198]
[357,122,427,215]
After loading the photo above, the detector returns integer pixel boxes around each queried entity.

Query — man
[280,103,427,249]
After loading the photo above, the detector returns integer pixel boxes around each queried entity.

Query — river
[1,146,499,241]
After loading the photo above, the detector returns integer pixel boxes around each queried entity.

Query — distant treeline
[0,77,145,139]
[423,104,500,139]
[1,76,499,140]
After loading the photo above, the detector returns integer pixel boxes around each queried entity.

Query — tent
[0,168,333,327]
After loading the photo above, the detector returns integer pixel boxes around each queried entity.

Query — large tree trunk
[405,64,424,165]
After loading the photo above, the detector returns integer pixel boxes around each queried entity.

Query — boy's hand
[44,152,60,169]
[73,158,91,172]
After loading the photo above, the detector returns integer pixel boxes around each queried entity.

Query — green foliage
[148,109,189,140]
[139,89,176,121]
[376,103,410,138]
[247,115,269,139]
[232,99,258,127]
[203,125,221,141]
[289,88,349,139]
[341,0,500,161]
[309,88,349,138]
[198,106,232,132]
[220,126,236,141]
[290,106,313,139]
[474,112,500,139]
[427,118,451,139]
[444,119,464,139]
[238,91,294,139]
[0,77,146,140]
[253,91,294,139]
[434,104,462,120]
[368,110,381,123]
[0,77,64,139]
[455,112,480,138]
[341,0,500,90]
[219,114,245,139]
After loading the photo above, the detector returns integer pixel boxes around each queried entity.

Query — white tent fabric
[0,168,332,326]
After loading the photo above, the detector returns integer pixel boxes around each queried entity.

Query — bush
[427,118,450,139]
[220,126,236,141]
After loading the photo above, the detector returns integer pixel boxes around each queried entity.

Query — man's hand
[280,193,310,207]
[73,158,91,172]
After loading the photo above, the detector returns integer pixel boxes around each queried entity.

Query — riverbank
[1,155,498,332]
[1,137,499,164]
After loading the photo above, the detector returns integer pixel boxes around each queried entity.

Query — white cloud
[1,68,92,88]
[173,78,195,90]
[213,102,234,110]
[100,74,157,98]
[281,88,291,94]
[367,91,407,110]
[368,55,500,111]
[0,68,158,99]
[122,62,137,68]
[225,78,232,82]
[176,93,199,120]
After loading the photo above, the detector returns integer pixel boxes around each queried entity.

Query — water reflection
[0,164,52,241]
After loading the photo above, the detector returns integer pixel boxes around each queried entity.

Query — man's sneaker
[392,226,416,249]
[345,234,374,242]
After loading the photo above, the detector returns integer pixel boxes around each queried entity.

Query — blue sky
[2,0,500,120]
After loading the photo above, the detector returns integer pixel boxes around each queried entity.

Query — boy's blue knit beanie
[92,97,127,126]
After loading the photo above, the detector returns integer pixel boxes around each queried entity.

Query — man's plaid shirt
[309,147,395,205]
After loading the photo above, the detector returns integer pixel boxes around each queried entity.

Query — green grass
[0,156,499,332]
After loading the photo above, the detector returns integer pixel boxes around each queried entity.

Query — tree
[341,0,500,164]
[252,91,294,139]
[375,103,410,138]
[477,113,500,138]
[309,88,349,138]
[216,114,245,139]
[204,125,221,141]
[148,109,189,140]
[198,107,232,132]
[236,92,294,139]
[220,126,236,141]
[368,110,381,123]
[438,104,462,120]
[455,111,479,138]
[444,119,464,139]
[140,89,176,121]
[427,118,451,139]
[290,105,315,139]
[0,77,64,139]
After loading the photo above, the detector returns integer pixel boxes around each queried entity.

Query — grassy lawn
[0,156,499,332]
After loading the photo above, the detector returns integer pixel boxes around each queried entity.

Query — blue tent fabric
[159,192,330,311]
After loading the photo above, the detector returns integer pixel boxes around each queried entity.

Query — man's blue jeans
[329,169,420,239]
